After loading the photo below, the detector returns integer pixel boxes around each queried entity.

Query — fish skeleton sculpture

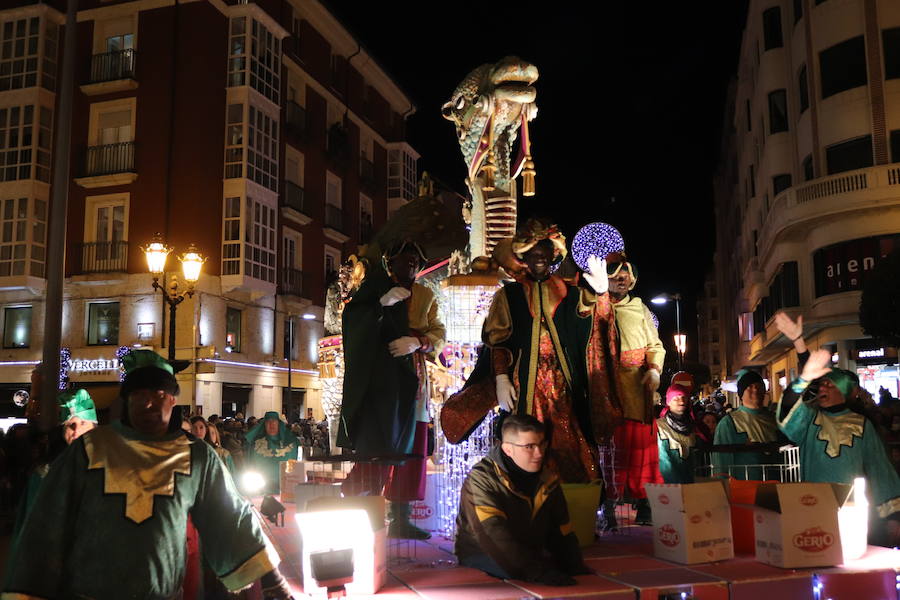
[442,56,538,259]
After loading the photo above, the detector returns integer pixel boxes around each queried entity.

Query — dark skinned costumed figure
[338,182,461,540]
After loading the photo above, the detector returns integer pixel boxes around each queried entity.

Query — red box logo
[792,527,834,552]
[800,494,818,506]
[690,514,702,524]
[658,524,680,547]
[659,494,670,505]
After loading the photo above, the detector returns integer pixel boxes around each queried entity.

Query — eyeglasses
[503,440,548,452]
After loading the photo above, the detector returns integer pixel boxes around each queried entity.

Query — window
[324,246,340,283]
[222,196,241,276]
[35,107,51,182]
[86,196,127,270]
[762,7,783,51]
[387,144,417,201]
[890,130,900,163]
[224,103,243,179]
[87,302,119,345]
[819,36,866,99]
[0,106,35,182]
[768,90,788,134]
[0,17,40,91]
[249,20,280,104]
[3,306,30,348]
[42,21,58,92]
[802,154,814,181]
[748,164,756,197]
[739,312,754,342]
[31,197,46,277]
[225,307,241,353]
[825,136,873,175]
[359,194,373,242]
[0,197,28,276]
[247,106,278,192]
[772,174,792,196]
[884,28,900,81]
[798,65,809,114]
[326,172,342,207]
[283,318,295,360]
[227,17,246,87]
[282,230,301,270]
[245,197,276,283]
[793,0,803,24]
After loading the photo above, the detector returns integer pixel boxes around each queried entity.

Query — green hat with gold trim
[121,349,174,375]
[59,389,97,423]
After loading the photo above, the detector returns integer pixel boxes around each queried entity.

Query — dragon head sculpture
[442,56,538,189]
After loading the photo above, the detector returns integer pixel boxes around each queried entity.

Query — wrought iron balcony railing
[282,180,307,215]
[84,142,135,177]
[278,267,305,297]
[77,240,129,273]
[89,49,136,83]
[324,204,344,232]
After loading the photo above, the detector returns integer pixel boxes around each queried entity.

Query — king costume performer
[2,351,284,600]
[457,220,621,484]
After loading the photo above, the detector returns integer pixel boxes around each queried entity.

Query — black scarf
[665,409,694,436]
[499,448,541,498]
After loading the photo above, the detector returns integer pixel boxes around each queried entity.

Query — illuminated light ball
[13,390,29,407]
[240,470,266,494]
[649,311,659,329]
[571,222,625,272]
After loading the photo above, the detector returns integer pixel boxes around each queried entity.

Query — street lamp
[141,234,206,362]
[651,292,683,370]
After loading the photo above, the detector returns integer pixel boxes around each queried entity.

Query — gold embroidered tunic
[2,422,279,599]
[611,295,665,422]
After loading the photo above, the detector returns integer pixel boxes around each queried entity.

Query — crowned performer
[603,253,665,525]
[472,219,618,483]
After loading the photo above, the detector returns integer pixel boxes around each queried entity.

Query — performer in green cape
[2,350,293,600]
[245,411,299,494]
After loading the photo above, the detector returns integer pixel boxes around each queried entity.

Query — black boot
[388,502,431,540]
[635,498,652,526]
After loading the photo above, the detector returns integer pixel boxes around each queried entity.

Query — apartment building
[712,0,900,403]
[0,0,419,420]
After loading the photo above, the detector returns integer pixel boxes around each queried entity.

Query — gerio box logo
[659,494,670,505]
[800,494,818,506]
[792,527,835,552]
[658,524,680,547]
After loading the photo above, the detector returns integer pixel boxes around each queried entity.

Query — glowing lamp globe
[179,244,205,284]
[571,222,625,272]
[142,235,172,275]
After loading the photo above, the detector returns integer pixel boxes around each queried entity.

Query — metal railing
[89,49,136,83]
[282,180,307,214]
[795,170,868,204]
[278,267,305,297]
[78,240,129,273]
[84,142,135,176]
[324,204,344,231]
[286,101,306,137]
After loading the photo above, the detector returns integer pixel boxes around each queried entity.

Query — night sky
[328,1,749,369]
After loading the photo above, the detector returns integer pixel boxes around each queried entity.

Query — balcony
[77,241,129,274]
[81,50,138,96]
[278,267,306,297]
[757,164,900,261]
[285,102,306,139]
[75,142,138,188]
[324,204,349,243]
[281,180,311,225]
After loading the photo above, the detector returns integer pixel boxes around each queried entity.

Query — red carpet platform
[256,499,900,599]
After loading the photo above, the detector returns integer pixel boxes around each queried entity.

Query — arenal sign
[813,234,899,297]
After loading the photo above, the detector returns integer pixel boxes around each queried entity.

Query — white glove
[641,368,660,392]
[583,256,609,294]
[380,286,411,307]
[495,374,517,412]
[388,336,421,357]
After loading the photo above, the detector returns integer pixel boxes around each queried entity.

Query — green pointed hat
[121,349,174,375]
[59,389,97,423]
[824,368,857,399]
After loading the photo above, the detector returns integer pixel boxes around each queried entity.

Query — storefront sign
[69,358,120,373]
[813,234,899,297]
[858,348,885,359]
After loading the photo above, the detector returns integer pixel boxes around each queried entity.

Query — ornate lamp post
[142,234,206,362]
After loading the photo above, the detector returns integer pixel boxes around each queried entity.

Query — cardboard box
[409,472,441,533]
[750,482,852,568]
[298,496,387,597]
[278,460,308,503]
[645,481,735,564]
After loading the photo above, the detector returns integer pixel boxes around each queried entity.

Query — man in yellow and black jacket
[455,414,591,586]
